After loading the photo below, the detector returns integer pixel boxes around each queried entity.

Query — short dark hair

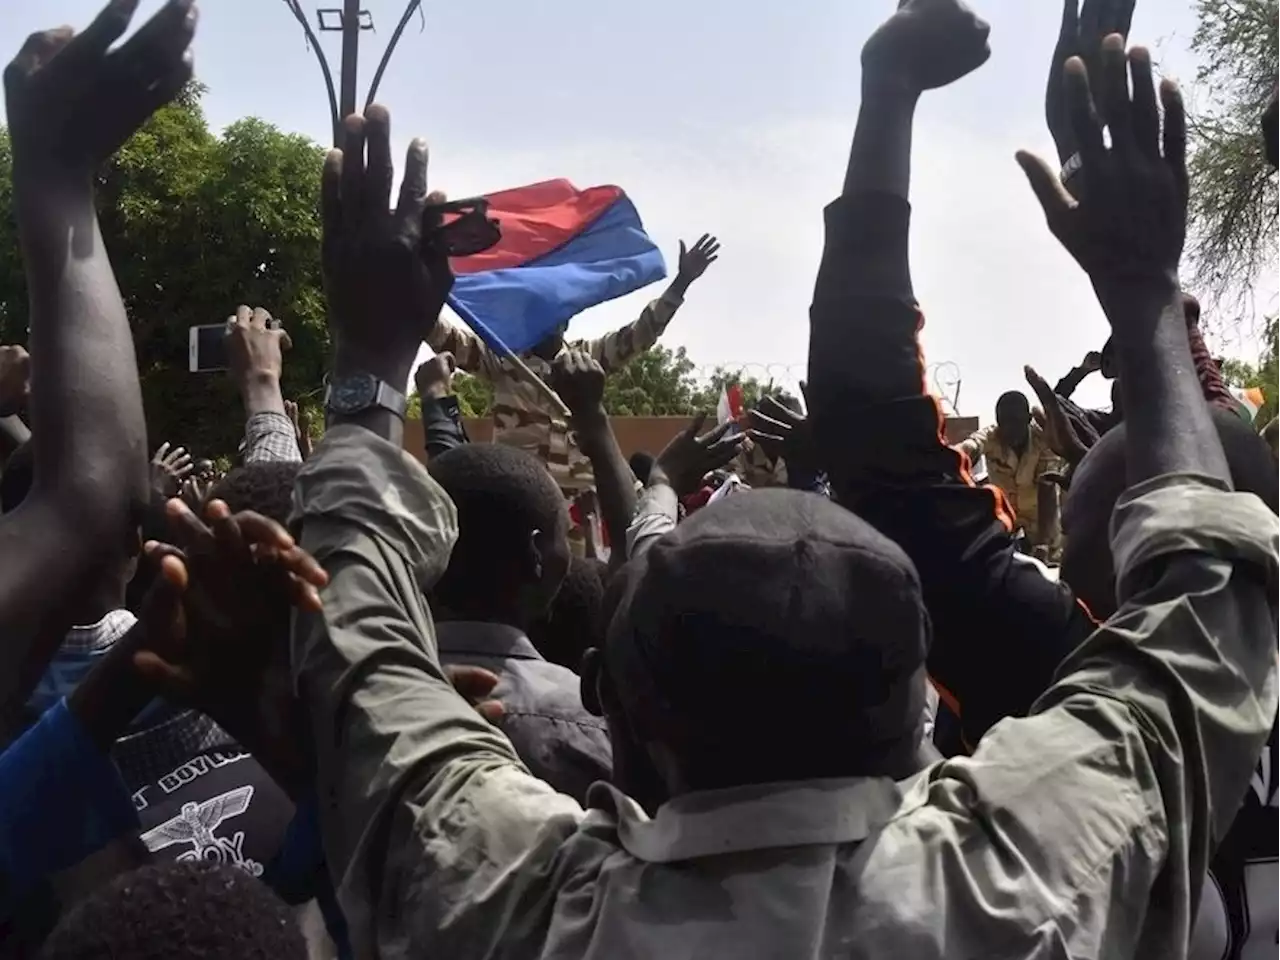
[0,441,34,514]
[527,556,607,670]
[428,444,568,614]
[628,451,655,486]
[995,391,1029,416]
[41,861,306,960]
[210,461,301,526]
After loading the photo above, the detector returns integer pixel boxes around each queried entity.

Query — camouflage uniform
[427,294,683,494]
[956,421,1061,551]
[736,439,788,489]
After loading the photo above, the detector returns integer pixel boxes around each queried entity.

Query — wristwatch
[324,372,408,419]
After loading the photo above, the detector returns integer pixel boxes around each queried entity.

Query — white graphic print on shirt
[140,785,264,876]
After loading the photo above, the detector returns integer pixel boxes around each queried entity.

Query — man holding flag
[429,180,719,493]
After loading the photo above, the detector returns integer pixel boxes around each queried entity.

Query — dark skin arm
[550,351,637,572]
[0,1,195,709]
[1019,41,1229,484]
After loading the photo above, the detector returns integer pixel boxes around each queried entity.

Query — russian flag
[447,180,667,355]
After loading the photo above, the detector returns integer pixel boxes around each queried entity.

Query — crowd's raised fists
[860,0,991,93]
[4,0,197,178]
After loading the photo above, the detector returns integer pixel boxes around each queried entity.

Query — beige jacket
[958,420,1059,545]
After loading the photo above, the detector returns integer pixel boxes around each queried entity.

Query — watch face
[328,375,377,414]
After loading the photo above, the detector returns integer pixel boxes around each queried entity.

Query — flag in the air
[447,180,667,355]
[716,383,745,435]
[1230,385,1267,422]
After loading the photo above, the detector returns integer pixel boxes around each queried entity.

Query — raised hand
[655,413,748,497]
[150,441,194,497]
[1017,39,1186,302]
[676,234,721,283]
[0,345,30,418]
[549,350,607,422]
[414,352,457,400]
[1046,0,1137,165]
[860,0,991,93]
[131,498,328,796]
[1025,365,1099,467]
[1079,349,1103,374]
[228,305,291,384]
[4,0,196,181]
[322,104,453,387]
[747,392,819,475]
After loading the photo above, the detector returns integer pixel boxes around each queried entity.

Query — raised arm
[955,423,993,463]
[586,234,719,373]
[227,304,302,464]
[550,351,636,569]
[0,1,194,702]
[425,310,499,379]
[297,104,579,958]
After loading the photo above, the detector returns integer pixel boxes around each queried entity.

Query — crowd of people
[0,0,1276,958]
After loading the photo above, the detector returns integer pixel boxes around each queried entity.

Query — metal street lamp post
[278,0,424,146]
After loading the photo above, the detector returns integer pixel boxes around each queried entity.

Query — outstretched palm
[677,234,721,282]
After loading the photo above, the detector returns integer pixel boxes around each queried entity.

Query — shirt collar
[587,775,908,864]
[436,621,544,661]
[62,609,137,655]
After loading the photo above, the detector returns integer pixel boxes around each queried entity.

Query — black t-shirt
[131,747,294,878]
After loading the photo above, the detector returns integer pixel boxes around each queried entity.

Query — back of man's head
[211,461,300,526]
[1062,406,1279,618]
[41,861,306,960]
[601,489,929,793]
[628,451,655,486]
[527,556,607,671]
[428,444,570,624]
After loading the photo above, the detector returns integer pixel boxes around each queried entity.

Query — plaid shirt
[243,411,302,465]
[426,295,682,493]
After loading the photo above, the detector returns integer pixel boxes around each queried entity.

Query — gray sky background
[2,0,1273,418]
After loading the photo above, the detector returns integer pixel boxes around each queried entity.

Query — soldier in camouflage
[426,235,721,494]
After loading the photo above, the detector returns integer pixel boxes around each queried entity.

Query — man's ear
[580,647,603,716]
[526,528,544,582]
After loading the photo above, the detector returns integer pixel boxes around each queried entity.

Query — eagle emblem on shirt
[139,785,264,876]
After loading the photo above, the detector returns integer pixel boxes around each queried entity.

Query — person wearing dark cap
[802,1,1275,957]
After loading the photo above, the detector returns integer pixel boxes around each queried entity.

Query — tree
[1185,0,1278,314]
[0,83,329,459]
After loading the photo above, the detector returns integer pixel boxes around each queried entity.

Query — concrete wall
[403,414,980,464]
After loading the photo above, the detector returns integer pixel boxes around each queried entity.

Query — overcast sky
[2,0,1271,418]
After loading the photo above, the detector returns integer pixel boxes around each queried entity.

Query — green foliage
[0,84,328,458]
[1186,0,1279,312]
[407,345,786,420]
